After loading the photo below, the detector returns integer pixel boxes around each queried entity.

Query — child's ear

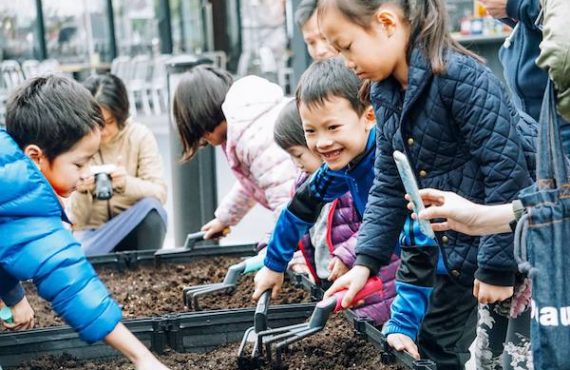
[375,6,401,38]
[363,106,376,130]
[23,144,44,167]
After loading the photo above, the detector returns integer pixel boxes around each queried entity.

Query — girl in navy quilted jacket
[316,1,536,369]
[273,100,399,326]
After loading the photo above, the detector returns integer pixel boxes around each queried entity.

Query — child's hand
[76,175,95,194]
[252,267,284,301]
[387,333,420,360]
[327,257,349,281]
[201,218,229,240]
[2,296,34,331]
[473,279,514,304]
[323,265,370,309]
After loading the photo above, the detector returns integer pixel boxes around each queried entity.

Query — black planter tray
[287,271,437,370]
[0,303,315,368]
[87,243,258,270]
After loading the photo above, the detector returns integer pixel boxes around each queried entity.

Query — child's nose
[317,137,333,149]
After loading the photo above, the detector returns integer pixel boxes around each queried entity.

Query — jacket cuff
[264,257,287,273]
[397,246,438,288]
[382,321,418,342]
[355,254,382,276]
[506,0,521,20]
[2,283,25,307]
[475,267,515,286]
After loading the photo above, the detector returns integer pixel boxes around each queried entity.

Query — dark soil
[15,316,400,370]
[15,256,308,328]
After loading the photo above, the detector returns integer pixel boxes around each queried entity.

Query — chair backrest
[130,55,152,83]
[201,51,227,70]
[1,60,25,91]
[111,56,131,81]
[38,59,61,75]
[21,60,40,79]
[151,54,170,85]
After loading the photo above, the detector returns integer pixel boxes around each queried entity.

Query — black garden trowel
[154,227,230,256]
[256,276,383,369]
[236,290,271,369]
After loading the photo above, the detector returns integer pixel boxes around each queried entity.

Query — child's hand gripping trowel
[183,253,266,311]
[256,276,383,369]
[154,227,231,256]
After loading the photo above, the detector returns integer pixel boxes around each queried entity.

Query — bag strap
[537,81,569,189]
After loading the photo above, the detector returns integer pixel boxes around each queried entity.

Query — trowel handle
[331,276,383,313]
[243,254,265,274]
[254,290,271,332]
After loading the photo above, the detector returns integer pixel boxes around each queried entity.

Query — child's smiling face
[300,96,372,171]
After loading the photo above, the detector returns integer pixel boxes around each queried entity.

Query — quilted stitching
[357,47,536,286]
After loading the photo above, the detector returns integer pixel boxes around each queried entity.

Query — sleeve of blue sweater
[264,166,349,272]
[0,216,122,343]
[0,267,24,307]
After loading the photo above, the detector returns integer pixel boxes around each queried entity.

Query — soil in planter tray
[15,315,401,370]
[10,256,308,329]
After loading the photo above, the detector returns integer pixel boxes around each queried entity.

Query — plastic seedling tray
[0,244,313,368]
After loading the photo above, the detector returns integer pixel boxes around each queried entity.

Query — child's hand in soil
[253,267,284,301]
[327,257,349,281]
[387,333,420,360]
[2,296,34,331]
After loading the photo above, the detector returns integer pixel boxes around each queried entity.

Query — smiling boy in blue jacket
[0,76,168,370]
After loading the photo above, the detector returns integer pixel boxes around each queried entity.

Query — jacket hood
[0,130,62,218]
[222,75,286,133]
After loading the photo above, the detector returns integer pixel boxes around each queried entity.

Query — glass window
[0,1,39,61]
[113,0,160,56]
[170,0,206,54]
[43,0,112,63]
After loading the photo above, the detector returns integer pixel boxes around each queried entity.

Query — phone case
[393,150,435,239]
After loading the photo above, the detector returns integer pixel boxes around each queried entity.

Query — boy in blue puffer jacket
[0,76,168,370]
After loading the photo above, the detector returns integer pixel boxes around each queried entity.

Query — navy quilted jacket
[355,47,536,287]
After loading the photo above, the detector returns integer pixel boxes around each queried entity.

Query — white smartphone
[393,150,435,239]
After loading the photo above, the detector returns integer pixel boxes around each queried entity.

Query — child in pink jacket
[172,65,297,239]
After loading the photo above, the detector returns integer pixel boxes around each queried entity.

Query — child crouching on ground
[0,76,168,370]
[273,99,399,325]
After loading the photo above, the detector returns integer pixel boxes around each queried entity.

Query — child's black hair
[274,99,307,151]
[172,65,233,161]
[295,0,318,29]
[318,0,483,75]
[296,57,368,116]
[6,75,104,162]
[83,73,130,129]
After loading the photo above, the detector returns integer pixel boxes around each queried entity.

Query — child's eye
[341,43,351,51]
[329,125,340,130]
[304,129,315,135]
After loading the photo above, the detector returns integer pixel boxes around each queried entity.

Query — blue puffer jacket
[0,130,122,343]
[355,47,536,287]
